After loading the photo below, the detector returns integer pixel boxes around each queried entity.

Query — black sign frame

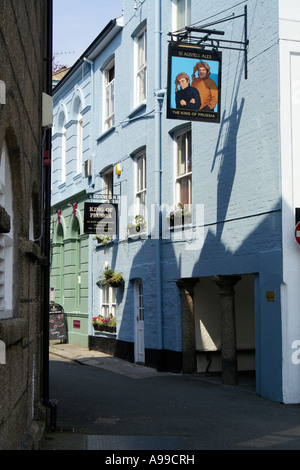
[167,42,222,124]
[84,202,118,236]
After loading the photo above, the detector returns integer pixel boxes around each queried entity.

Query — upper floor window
[104,60,115,131]
[61,116,67,183]
[0,144,13,319]
[175,129,192,207]
[100,285,116,318]
[135,151,146,218]
[77,103,83,174]
[175,0,191,30]
[135,28,147,106]
[71,217,81,308]
[103,169,113,200]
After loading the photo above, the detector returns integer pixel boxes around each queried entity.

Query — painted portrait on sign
[167,43,222,123]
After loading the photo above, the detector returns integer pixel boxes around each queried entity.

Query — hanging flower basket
[92,315,116,333]
[100,269,124,288]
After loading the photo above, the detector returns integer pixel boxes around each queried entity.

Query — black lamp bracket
[168,6,249,79]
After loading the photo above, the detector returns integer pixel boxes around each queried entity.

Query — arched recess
[71,88,84,175]
[0,142,14,318]
[70,87,85,120]
[51,218,65,305]
[69,216,81,308]
[55,102,68,184]
[55,101,68,134]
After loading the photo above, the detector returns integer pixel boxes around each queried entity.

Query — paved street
[41,343,300,451]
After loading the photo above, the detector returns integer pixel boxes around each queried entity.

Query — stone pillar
[177,278,199,374]
[214,275,241,385]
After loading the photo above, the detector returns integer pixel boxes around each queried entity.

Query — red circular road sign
[295,222,300,246]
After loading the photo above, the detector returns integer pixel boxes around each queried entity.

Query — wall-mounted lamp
[115,163,122,175]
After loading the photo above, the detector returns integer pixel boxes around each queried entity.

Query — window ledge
[93,330,117,338]
[19,237,47,264]
[128,102,146,119]
[97,126,115,142]
[0,317,28,346]
[73,172,83,181]
[58,182,66,190]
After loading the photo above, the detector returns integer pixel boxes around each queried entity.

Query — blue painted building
[51,0,300,404]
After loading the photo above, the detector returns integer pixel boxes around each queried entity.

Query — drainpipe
[84,56,96,192]
[154,0,164,370]
[83,57,95,343]
[43,0,57,430]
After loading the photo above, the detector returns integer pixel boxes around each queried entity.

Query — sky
[53,0,124,68]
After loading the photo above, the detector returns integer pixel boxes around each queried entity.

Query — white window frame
[61,116,67,183]
[175,128,192,207]
[0,144,13,319]
[134,27,147,107]
[173,0,191,31]
[77,103,83,174]
[100,285,116,318]
[103,169,113,201]
[135,151,146,219]
[103,60,115,131]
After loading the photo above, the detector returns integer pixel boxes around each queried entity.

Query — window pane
[103,286,109,303]
[179,175,191,206]
[176,130,192,206]
[111,287,116,304]
[109,65,115,83]
[138,32,146,68]
[186,0,191,25]
[137,156,146,192]
[177,0,191,30]
[138,69,146,103]
[104,171,113,199]
[136,30,147,104]
[177,0,185,29]
[187,130,192,172]
[104,62,115,130]
[177,135,185,176]
[102,305,109,316]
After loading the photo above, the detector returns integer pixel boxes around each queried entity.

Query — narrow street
[42,349,300,451]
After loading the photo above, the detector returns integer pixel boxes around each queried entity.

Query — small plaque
[266,291,275,302]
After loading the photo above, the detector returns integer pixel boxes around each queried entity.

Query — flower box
[100,269,124,287]
[168,213,192,227]
[167,204,192,228]
[93,324,116,333]
[126,215,146,239]
[92,315,116,333]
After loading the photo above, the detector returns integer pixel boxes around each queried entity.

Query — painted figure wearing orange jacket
[191,61,218,111]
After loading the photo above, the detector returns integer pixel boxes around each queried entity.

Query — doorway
[194,274,255,376]
[134,279,145,363]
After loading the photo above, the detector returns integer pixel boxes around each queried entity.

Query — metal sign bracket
[168,5,249,79]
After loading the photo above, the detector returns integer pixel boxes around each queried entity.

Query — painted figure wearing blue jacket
[175,72,201,110]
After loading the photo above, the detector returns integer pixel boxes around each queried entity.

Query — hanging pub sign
[167,42,222,123]
[84,202,118,236]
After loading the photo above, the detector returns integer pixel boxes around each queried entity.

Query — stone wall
[0,0,51,450]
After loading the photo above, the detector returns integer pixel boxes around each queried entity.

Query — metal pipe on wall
[154,0,163,370]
